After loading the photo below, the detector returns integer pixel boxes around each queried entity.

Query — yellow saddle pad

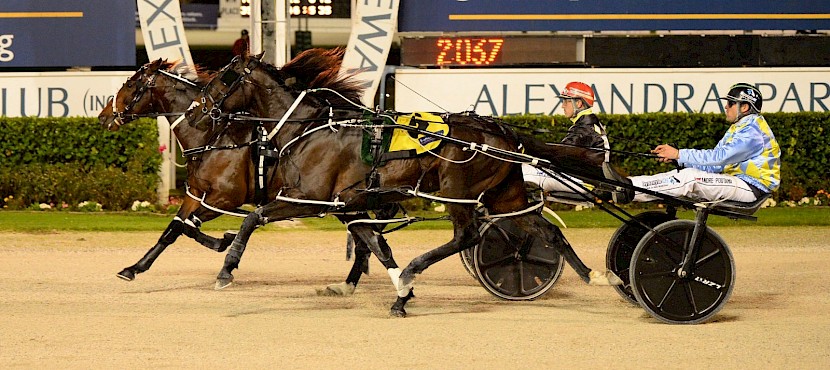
[388,112,448,154]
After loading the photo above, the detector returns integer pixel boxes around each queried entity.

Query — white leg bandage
[387,268,413,298]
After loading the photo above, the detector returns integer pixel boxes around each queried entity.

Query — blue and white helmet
[721,83,763,112]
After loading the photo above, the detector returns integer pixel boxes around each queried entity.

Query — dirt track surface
[1,227,829,368]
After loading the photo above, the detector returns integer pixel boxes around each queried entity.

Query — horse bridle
[112,66,201,128]
[112,65,159,128]
[199,55,262,122]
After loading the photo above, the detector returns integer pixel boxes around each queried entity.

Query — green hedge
[1,113,826,209]
[501,112,830,201]
[0,117,161,210]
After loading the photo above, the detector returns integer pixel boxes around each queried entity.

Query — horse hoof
[588,270,624,286]
[316,282,356,296]
[116,269,135,281]
[389,308,407,318]
[215,278,233,290]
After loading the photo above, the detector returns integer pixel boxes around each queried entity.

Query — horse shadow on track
[122,282,214,294]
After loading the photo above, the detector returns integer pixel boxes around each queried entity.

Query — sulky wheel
[629,220,735,324]
[459,247,478,279]
[472,217,564,301]
[606,211,676,304]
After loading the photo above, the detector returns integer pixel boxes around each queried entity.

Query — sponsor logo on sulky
[694,276,724,290]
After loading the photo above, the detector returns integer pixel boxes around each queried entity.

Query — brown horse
[98,59,244,280]
[98,57,392,292]
[185,50,621,317]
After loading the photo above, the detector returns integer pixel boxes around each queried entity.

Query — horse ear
[148,58,164,71]
[254,52,265,61]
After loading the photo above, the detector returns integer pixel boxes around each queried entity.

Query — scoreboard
[238,0,351,18]
[290,0,350,18]
[401,36,582,67]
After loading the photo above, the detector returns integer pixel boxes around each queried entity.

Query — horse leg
[514,213,622,286]
[215,202,323,290]
[320,204,402,296]
[116,197,205,281]
[116,216,186,281]
[342,224,411,298]
[215,211,263,289]
[181,213,236,252]
[392,204,481,317]
[117,194,233,281]
[318,236,372,296]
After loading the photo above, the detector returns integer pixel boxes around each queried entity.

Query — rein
[544,141,661,159]
[180,140,255,157]
[518,126,661,160]
[180,122,256,157]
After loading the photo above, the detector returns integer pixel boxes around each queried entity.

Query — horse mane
[262,48,365,105]
[167,60,215,84]
[134,59,213,84]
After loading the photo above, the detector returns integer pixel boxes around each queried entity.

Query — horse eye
[126,81,135,88]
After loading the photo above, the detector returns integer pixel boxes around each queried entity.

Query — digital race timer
[435,37,505,65]
[401,36,582,67]
[289,0,351,18]
[240,0,351,18]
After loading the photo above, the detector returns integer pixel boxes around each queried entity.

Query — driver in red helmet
[522,81,610,194]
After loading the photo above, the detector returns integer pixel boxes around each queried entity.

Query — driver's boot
[601,163,634,204]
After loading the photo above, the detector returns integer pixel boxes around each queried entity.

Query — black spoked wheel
[630,220,735,324]
[472,218,564,301]
[606,211,676,304]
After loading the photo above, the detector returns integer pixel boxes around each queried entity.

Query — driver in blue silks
[611,83,781,204]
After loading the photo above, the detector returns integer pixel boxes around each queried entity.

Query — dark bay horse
[185,51,622,316]
[99,59,240,280]
[98,56,395,295]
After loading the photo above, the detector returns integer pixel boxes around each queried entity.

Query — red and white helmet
[558,81,595,107]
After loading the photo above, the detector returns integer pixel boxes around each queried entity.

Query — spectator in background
[232,29,249,56]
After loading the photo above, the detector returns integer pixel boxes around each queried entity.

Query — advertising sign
[341,0,400,106]
[399,0,830,32]
[138,0,194,67]
[394,68,830,115]
[0,1,135,67]
[0,72,133,118]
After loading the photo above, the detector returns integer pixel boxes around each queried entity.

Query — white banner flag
[137,0,194,66]
[341,0,400,107]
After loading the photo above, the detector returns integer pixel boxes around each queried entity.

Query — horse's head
[98,59,164,131]
[185,52,270,130]
[100,59,207,131]
[186,48,362,130]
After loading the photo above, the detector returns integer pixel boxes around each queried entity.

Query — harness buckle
[209,107,223,120]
